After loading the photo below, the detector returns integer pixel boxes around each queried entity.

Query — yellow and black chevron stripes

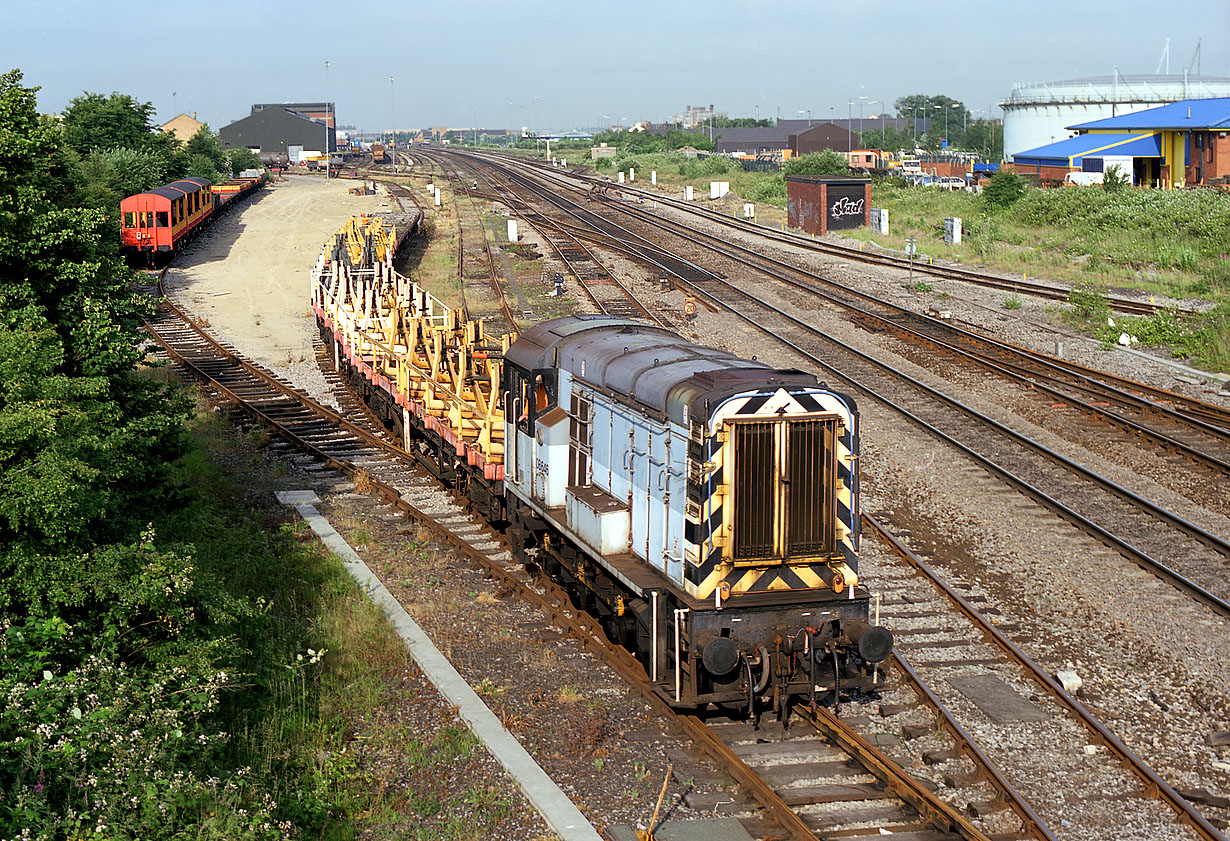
[682,386,860,601]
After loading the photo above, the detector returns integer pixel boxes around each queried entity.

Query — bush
[784,151,851,177]
[982,169,1027,208]
[1101,163,1130,193]
[1068,282,1111,321]
[748,173,787,204]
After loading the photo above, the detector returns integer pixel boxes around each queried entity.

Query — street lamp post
[847,99,854,152]
[324,60,330,180]
[389,76,395,173]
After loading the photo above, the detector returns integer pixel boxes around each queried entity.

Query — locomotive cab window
[728,415,841,564]
[534,371,555,414]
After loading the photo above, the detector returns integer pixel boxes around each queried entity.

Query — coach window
[156,212,169,227]
[123,212,135,228]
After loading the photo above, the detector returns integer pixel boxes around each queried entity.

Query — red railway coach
[120,177,214,261]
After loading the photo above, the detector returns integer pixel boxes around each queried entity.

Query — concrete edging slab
[276,491,602,841]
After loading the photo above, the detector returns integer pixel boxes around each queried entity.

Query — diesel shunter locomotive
[312,216,891,717]
[501,316,891,715]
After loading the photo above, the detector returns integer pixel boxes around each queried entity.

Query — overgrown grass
[160,406,413,838]
[1062,284,1230,370]
[557,149,1230,371]
[2,394,537,840]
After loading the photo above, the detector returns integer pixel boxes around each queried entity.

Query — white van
[1064,171,1103,186]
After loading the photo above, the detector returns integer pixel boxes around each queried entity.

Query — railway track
[496,152,1180,318]
[141,283,1056,841]
[413,148,671,328]
[476,153,1230,433]
[144,166,1230,838]
[146,274,1229,840]
[865,514,1226,841]
[408,152,521,336]
[449,151,1230,612]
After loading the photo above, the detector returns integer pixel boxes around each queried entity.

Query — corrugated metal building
[1011,97,1230,187]
[789,123,859,156]
[220,104,335,162]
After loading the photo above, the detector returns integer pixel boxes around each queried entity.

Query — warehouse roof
[1012,133,1162,167]
[1069,97,1230,131]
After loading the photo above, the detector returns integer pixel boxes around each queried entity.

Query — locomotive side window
[568,392,592,488]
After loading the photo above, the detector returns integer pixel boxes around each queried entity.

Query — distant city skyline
[7,0,1228,134]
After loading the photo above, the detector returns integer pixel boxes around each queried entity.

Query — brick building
[786,176,870,236]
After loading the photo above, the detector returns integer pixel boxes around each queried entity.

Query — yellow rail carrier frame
[312,214,509,480]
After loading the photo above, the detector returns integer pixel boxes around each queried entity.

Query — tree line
[58,89,262,235]
[0,69,321,839]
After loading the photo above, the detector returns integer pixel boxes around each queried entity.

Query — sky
[7,0,1229,134]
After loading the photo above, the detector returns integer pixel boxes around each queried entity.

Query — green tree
[76,146,170,214]
[894,94,966,147]
[710,116,773,128]
[784,150,852,177]
[226,147,263,175]
[0,69,188,584]
[859,124,914,153]
[1102,163,1130,192]
[962,120,1002,160]
[183,124,228,182]
[61,91,158,155]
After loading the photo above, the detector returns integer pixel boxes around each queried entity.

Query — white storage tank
[1000,74,1230,160]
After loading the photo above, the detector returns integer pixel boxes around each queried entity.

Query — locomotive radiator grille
[787,418,838,556]
[732,422,775,559]
[730,417,838,563]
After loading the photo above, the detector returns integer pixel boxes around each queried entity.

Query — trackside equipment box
[786,176,870,236]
